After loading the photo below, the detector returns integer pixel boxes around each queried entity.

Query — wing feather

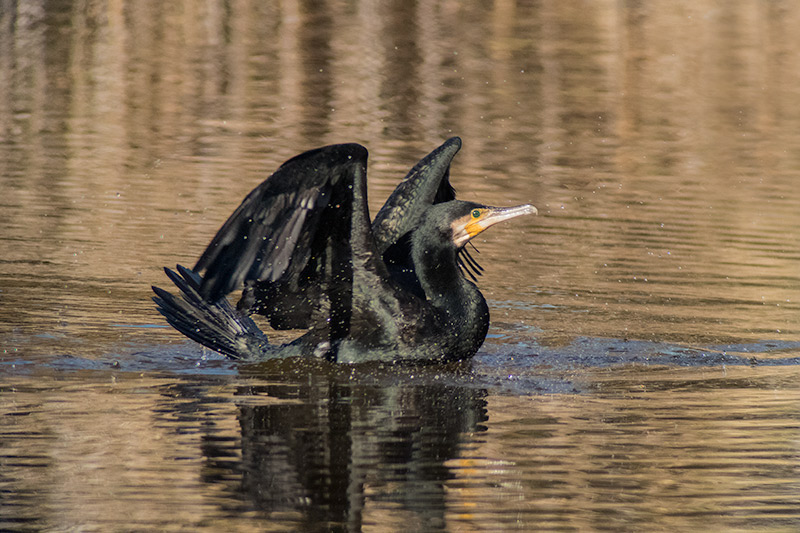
[371,137,483,282]
[193,144,367,315]
[371,137,462,252]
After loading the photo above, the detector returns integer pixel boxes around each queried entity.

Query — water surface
[2,1,800,531]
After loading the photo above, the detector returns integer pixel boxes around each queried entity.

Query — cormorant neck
[411,237,484,324]
[410,236,490,359]
[408,202,491,359]
[413,244,464,304]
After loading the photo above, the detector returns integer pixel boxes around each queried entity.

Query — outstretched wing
[193,143,369,331]
[371,136,462,252]
[371,136,482,280]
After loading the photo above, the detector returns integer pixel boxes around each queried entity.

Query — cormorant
[152,137,536,363]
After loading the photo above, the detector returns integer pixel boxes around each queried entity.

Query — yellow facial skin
[463,208,488,239]
[451,204,537,248]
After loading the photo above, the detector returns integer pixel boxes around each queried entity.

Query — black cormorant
[152,137,536,363]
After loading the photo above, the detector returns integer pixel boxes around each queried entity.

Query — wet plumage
[152,137,535,363]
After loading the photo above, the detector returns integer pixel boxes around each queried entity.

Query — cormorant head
[448,201,537,248]
[410,200,536,285]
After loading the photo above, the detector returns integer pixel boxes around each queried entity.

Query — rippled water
[2,1,800,531]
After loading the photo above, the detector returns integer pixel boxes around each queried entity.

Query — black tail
[152,265,269,360]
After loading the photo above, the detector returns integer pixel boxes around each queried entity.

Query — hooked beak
[452,204,538,247]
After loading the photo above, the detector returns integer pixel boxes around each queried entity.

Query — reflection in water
[4,363,800,531]
[141,364,488,531]
[223,376,486,530]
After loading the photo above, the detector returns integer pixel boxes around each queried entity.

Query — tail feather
[152,265,269,360]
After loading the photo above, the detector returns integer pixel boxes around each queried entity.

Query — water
[2,1,800,531]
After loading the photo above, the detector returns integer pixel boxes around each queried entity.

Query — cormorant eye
[471,209,481,219]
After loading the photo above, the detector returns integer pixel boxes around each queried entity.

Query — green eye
[471,209,481,219]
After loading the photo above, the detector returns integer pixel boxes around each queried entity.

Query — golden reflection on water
[2,0,798,349]
[4,365,800,531]
[2,0,800,531]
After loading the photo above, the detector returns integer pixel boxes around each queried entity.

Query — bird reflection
[198,370,487,530]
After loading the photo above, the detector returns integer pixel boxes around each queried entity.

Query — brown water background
[2,1,800,531]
